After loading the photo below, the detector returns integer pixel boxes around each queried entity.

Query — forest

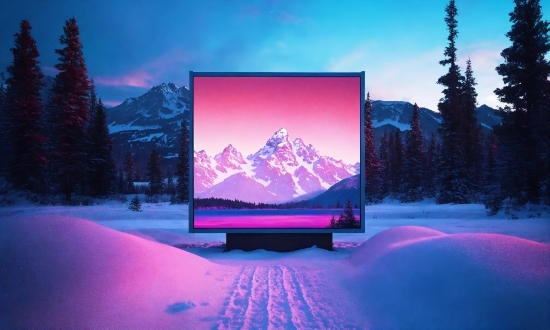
[0,0,548,216]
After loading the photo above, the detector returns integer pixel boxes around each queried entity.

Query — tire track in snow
[217,266,256,330]
[241,267,269,330]
[281,266,318,329]
[267,266,295,330]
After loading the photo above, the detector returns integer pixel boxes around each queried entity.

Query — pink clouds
[41,65,59,74]
[95,70,153,88]
[94,48,193,89]
[102,100,122,107]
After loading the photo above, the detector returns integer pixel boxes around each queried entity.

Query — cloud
[95,70,153,88]
[325,42,508,111]
[102,100,122,107]
[93,48,194,89]
[41,65,58,75]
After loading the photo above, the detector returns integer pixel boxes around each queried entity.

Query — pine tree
[436,0,469,204]
[49,17,91,200]
[128,195,142,212]
[0,72,7,175]
[378,131,390,198]
[175,119,190,203]
[117,167,125,193]
[87,99,116,197]
[494,0,550,204]
[337,199,360,228]
[461,59,484,199]
[403,103,427,202]
[147,149,163,195]
[388,130,405,198]
[425,133,439,198]
[123,150,135,193]
[5,20,48,192]
[364,93,383,203]
[166,167,175,195]
[483,132,502,214]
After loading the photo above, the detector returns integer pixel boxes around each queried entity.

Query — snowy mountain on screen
[195,128,360,203]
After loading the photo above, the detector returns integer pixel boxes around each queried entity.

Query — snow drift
[343,226,550,330]
[0,215,231,329]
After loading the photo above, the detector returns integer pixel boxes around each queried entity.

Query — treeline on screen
[194,197,333,210]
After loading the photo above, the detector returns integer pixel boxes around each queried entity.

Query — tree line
[0,18,190,203]
[364,0,550,214]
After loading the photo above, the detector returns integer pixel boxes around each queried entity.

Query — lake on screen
[193,209,361,229]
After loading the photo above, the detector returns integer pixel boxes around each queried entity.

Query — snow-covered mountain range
[195,128,360,204]
[102,82,502,169]
[105,82,190,168]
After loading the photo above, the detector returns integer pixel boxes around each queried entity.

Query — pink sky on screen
[193,76,360,164]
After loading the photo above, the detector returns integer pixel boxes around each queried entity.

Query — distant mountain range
[96,82,502,171]
[194,128,359,204]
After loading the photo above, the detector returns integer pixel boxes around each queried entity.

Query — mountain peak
[274,128,288,137]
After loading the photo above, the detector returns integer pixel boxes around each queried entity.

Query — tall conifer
[364,93,382,203]
[494,0,550,204]
[403,103,427,201]
[49,17,90,200]
[88,99,116,196]
[436,0,469,204]
[6,20,47,192]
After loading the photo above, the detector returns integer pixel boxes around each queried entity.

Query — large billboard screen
[189,72,365,233]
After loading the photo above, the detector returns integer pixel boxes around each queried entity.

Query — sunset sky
[0,1,549,110]
[193,76,360,164]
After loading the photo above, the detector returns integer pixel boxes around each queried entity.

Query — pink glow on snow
[95,70,154,88]
[193,76,361,164]
[194,214,359,229]
[0,215,229,329]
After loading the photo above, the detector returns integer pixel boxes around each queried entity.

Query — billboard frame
[189,71,365,234]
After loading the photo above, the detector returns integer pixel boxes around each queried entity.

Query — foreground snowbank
[344,226,550,329]
[0,215,232,329]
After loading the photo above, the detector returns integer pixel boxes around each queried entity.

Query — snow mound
[344,226,550,330]
[0,215,229,329]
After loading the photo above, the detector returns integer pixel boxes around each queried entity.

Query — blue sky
[1,0,549,110]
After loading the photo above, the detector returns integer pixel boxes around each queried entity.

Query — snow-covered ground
[0,198,549,329]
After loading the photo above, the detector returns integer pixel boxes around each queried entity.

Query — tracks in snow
[216,265,362,330]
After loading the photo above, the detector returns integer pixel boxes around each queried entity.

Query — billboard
[189,72,365,233]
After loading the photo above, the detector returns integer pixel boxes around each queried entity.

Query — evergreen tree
[378,131,390,198]
[0,72,7,175]
[166,167,175,195]
[5,20,48,192]
[49,17,91,200]
[175,119,190,203]
[128,195,142,212]
[338,199,360,228]
[388,130,405,198]
[483,132,502,214]
[87,99,116,196]
[461,59,484,198]
[134,167,142,182]
[403,103,427,202]
[364,93,383,203]
[494,0,550,204]
[425,133,439,198]
[117,167,125,193]
[146,148,163,195]
[436,0,469,204]
[123,150,135,193]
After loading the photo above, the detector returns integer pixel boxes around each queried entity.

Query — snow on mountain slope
[195,128,358,203]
